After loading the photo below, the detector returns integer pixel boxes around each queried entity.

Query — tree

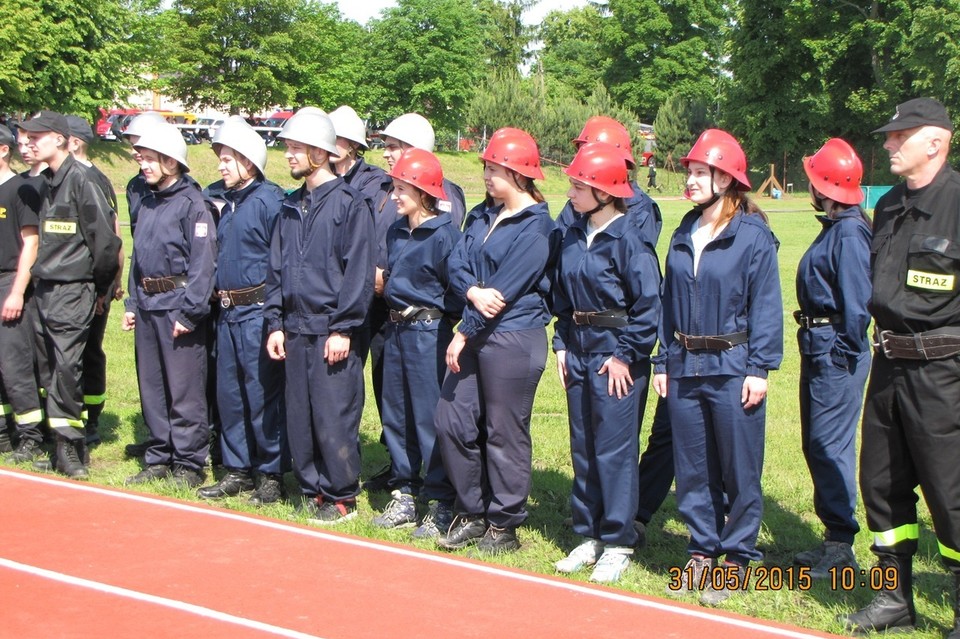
[0,0,140,120]
[159,0,303,115]
[535,5,609,102]
[364,0,486,138]
[652,92,711,168]
[476,0,537,71]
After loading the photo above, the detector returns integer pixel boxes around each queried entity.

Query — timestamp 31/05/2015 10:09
[666,564,898,592]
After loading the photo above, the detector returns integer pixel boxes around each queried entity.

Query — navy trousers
[216,315,286,476]
[669,374,765,564]
[284,331,363,501]
[565,351,644,546]
[799,351,869,544]
[435,328,546,528]
[380,319,455,501]
[135,308,210,470]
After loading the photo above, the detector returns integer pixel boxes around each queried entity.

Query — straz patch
[44,220,77,234]
[195,222,208,238]
[0,207,7,219]
[907,269,955,292]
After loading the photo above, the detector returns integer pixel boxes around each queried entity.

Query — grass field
[8,141,951,636]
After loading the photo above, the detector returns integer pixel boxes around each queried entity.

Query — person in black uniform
[65,115,125,447]
[21,110,120,478]
[842,98,960,635]
[0,126,43,462]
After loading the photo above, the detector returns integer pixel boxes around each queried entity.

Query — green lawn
[8,141,951,637]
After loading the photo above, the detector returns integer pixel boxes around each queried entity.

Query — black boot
[949,574,960,639]
[52,436,88,480]
[841,554,915,634]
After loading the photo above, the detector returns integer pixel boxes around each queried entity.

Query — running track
[0,469,841,638]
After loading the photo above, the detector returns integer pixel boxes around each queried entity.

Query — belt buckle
[219,292,232,309]
[873,328,894,358]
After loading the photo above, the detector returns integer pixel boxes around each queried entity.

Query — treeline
[3,0,958,183]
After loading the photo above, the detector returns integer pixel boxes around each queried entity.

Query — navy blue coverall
[654,208,783,565]
[556,181,673,529]
[796,208,872,545]
[212,177,287,478]
[264,179,375,503]
[126,177,217,471]
[434,201,554,529]
[381,213,463,501]
[553,214,661,547]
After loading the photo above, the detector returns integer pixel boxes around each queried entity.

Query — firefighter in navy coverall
[362,112,467,493]
[841,98,960,636]
[653,129,782,605]
[123,122,217,489]
[22,110,120,479]
[552,142,661,583]
[264,108,375,525]
[65,115,125,448]
[372,148,463,536]
[555,116,672,547]
[792,138,872,578]
[435,127,553,554]
[0,126,43,462]
[195,117,287,506]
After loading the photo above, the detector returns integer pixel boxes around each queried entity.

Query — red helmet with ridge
[574,116,636,168]
[564,142,634,198]
[388,147,447,200]
[681,128,751,191]
[480,127,544,180]
[802,138,864,206]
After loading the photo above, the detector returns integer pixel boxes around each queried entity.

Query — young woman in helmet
[652,129,783,604]
[372,148,463,536]
[552,142,661,583]
[123,121,218,489]
[434,127,555,554]
[792,138,872,577]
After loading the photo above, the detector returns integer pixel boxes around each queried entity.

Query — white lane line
[0,557,326,639]
[0,469,833,639]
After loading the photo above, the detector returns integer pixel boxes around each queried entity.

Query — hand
[266,330,285,360]
[94,295,107,316]
[122,311,136,331]
[652,373,668,398]
[113,286,125,301]
[325,332,350,364]
[1,292,24,322]
[446,332,467,373]
[172,321,192,338]
[741,375,767,409]
[467,286,505,319]
[556,350,568,389]
[598,356,633,399]
[374,267,385,297]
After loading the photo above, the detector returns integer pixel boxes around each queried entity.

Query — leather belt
[675,330,749,351]
[873,326,960,360]
[389,306,445,323]
[572,309,628,328]
[218,284,265,308]
[793,311,843,329]
[141,275,188,294]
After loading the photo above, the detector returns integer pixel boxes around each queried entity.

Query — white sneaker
[589,547,632,583]
[556,539,605,574]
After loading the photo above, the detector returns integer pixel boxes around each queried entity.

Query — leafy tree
[476,0,536,71]
[0,0,140,120]
[364,0,486,138]
[535,5,609,101]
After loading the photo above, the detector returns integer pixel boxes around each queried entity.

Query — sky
[334,0,591,26]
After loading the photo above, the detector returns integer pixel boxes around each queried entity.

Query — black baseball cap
[0,126,14,148]
[66,115,94,143]
[873,97,954,133]
[19,110,71,137]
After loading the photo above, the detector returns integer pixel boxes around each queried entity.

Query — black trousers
[0,273,42,441]
[860,354,960,572]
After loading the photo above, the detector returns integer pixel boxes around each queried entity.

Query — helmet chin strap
[581,189,611,218]
[694,167,722,210]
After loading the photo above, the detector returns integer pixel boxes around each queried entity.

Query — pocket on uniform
[905,234,960,295]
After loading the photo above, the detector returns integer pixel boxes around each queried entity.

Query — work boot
[437,514,486,550]
[197,470,255,499]
[841,554,915,634]
[0,426,12,453]
[84,422,101,446]
[247,474,286,506]
[476,524,520,555]
[6,438,44,463]
[52,436,89,479]
[949,575,960,639]
[169,465,205,489]
[810,541,858,579]
[124,440,150,458]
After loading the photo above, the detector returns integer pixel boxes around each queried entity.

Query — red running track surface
[0,469,842,639]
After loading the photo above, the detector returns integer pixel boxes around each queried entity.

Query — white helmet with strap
[134,121,190,171]
[381,113,435,151]
[212,116,267,175]
[123,111,167,140]
[278,108,339,156]
[329,105,368,148]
